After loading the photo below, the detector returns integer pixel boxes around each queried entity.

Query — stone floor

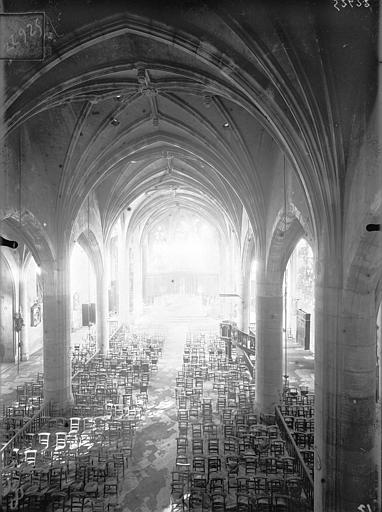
[0,327,93,409]
[0,313,315,511]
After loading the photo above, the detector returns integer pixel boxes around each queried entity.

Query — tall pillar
[19,273,30,360]
[255,266,283,413]
[42,252,73,411]
[340,290,377,511]
[314,259,377,511]
[117,223,129,325]
[378,303,382,509]
[133,241,143,318]
[314,257,342,512]
[241,273,250,333]
[96,266,109,354]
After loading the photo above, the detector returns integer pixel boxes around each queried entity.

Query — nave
[0,315,314,512]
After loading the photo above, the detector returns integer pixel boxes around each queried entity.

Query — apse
[142,208,221,317]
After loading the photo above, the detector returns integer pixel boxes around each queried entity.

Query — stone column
[96,264,109,354]
[118,233,129,325]
[42,252,73,411]
[19,273,30,360]
[314,259,377,511]
[378,303,382,509]
[314,257,342,512]
[240,272,250,333]
[133,241,143,318]
[255,265,283,413]
[340,289,377,511]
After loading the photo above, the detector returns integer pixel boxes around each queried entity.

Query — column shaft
[117,230,129,325]
[256,276,283,414]
[341,290,377,511]
[315,267,378,511]
[133,243,143,317]
[314,277,342,511]
[241,273,250,333]
[96,270,109,354]
[42,256,73,411]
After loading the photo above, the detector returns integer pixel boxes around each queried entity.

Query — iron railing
[236,329,256,353]
[275,405,314,508]
[0,401,52,466]
[236,329,256,378]
[241,350,255,378]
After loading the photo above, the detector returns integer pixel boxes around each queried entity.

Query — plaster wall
[0,255,14,362]
[25,258,43,356]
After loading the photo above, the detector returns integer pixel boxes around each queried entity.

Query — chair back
[38,432,51,448]
[55,432,67,449]
[70,417,82,432]
[25,449,37,465]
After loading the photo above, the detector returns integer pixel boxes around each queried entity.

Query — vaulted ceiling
[1,0,377,258]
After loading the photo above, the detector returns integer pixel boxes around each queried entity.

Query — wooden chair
[69,492,88,512]
[49,490,67,511]
[177,437,188,455]
[192,456,206,473]
[37,432,51,453]
[103,470,118,497]
[192,424,203,438]
[254,495,272,512]
[69,417,82,433]
[227,474,238,494]
[191,473,207,492]
[203,423,217,437]
[236,493,252,512]
[237,477,249,494]
[25,449,37,466]
[209,474,225,494]
[172,470,189,490]
[208,438,220,455]
[285,476,303,498]
[208,456,222,477]
[211,492,226,512]
[225,455,239,475]
[178,421,189,437]
[244,454,257,475]
[192,439,204,455]
[272,493,290,511]
[188,490,206,511]
[170,480,186,511]
[54,432,68,452]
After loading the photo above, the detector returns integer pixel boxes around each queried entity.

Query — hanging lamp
[15,128,25,374]
[87,195,92,335]
[283,155,289,392]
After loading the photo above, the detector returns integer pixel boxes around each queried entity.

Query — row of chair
[170,330,311,511]
[1,324,164,511]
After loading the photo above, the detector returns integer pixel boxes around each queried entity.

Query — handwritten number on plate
[6,34,19,52]
[18,28,27,44]
[34,17,43,37]
[26,23,35,37]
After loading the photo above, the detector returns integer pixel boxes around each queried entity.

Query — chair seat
[84,481,98,496]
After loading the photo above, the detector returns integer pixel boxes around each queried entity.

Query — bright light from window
[146,213,220,275]
[70,243,96,303]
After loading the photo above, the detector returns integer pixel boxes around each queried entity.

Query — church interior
[0,0,381,511]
